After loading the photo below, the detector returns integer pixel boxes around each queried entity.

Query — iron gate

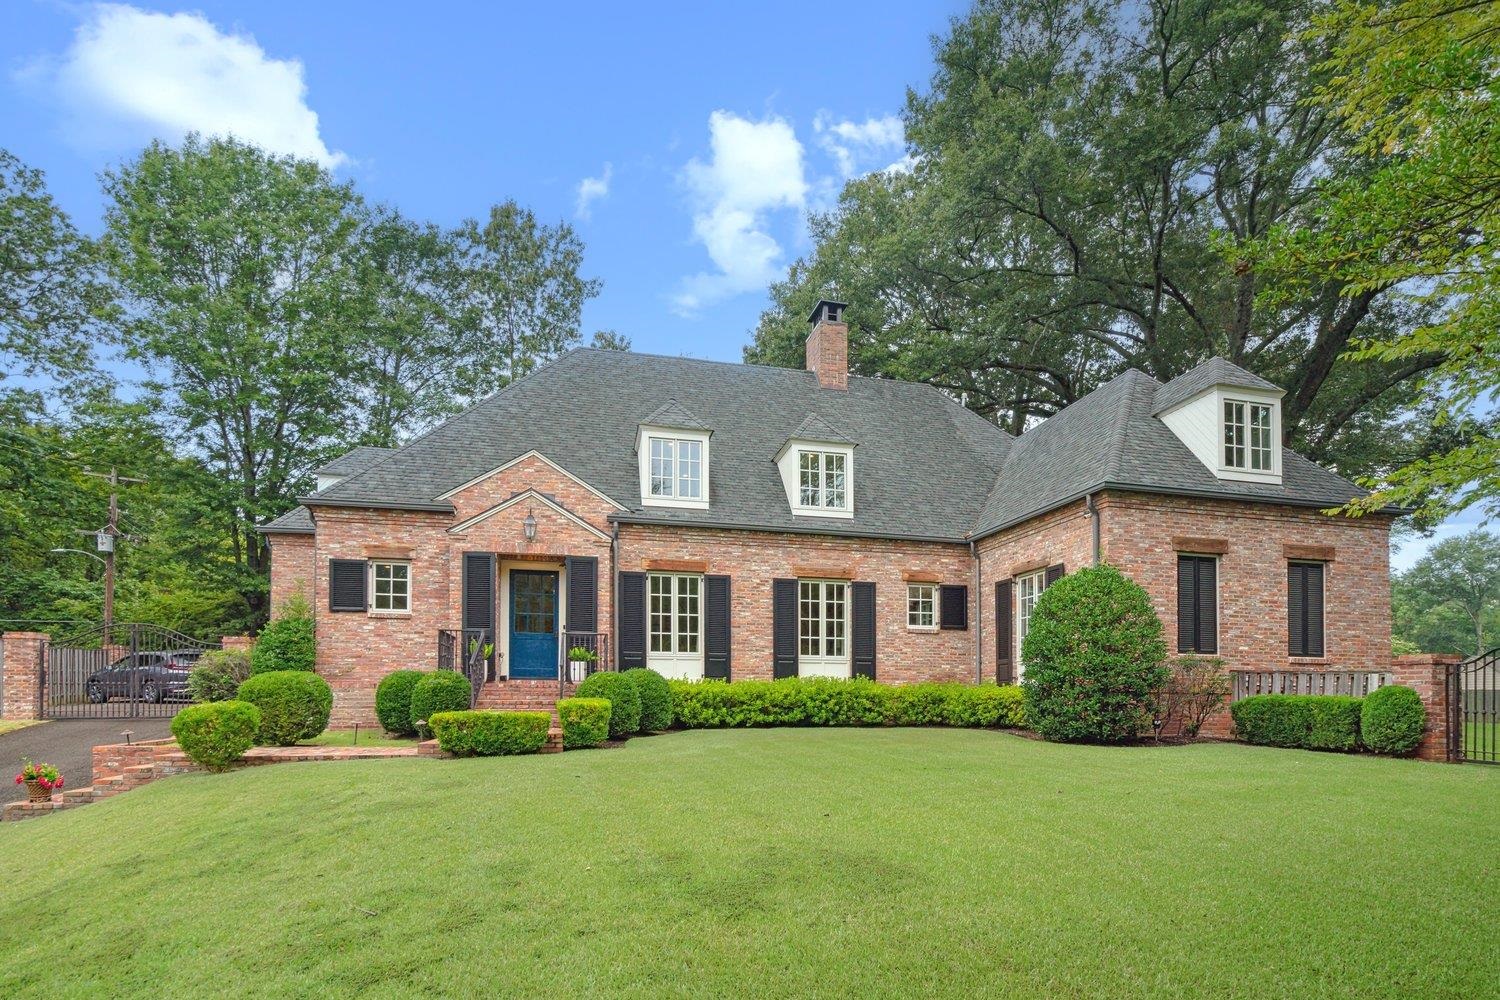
[42,623,220,719]
[1448,648,1499,764]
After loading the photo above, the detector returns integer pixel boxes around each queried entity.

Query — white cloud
[575,163,612,220]
[34,4,345,167]
[672,111,807,316]
[814,113,907,178]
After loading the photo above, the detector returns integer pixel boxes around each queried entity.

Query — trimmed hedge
[171,700,260,770]
[409,670,472,737]
[235,671,332,746]
[250,595,316,674]
[1231,694,1364,751]
[558,697,611,749]
[376,670,425,736]
[187,649,252,703]
[429,710,551,756]
[668,678,1028,730]
[574,671,641,737]
[624,668,672,732]
[1361,685,1426,755]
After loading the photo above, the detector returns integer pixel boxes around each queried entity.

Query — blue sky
[1,1,1481,567]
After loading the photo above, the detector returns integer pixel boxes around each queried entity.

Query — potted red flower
[14,758,63,803]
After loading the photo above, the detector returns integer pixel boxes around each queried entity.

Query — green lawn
[0,719,44,736]
[300,728,418,749]
[0,730,1495,999]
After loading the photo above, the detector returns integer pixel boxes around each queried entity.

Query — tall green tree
[746,0,1444,488]
[100,136,367,621]
[1394,530,1500,656]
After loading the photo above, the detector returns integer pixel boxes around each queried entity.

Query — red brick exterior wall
[266,533,314,612]
[617,524,975,682]
[1,632,45,721]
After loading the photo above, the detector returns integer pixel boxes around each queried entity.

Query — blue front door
[509,570,559,679]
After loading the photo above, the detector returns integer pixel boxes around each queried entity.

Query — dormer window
[637,410,711,510]
[1223,399,1274,472]
[798,450,847,509]
[1154,360,1284,485]
[649,436,703,500]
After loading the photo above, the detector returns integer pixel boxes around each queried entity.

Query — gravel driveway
[1,719,173,803]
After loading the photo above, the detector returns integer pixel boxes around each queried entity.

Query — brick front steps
[474,679,575,714]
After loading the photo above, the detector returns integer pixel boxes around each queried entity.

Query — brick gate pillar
[1391,653,1462,762]
[1,632,47,721]
[221,636,254,653]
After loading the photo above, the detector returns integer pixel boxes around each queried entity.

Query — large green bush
[557,697,611,749]
[250,595,316,674]
[409,670,473,737]
[623,668,672,732]
[1230,694,1363,751]
[1021,564,1169,743]
[885,682,954,726]
[235,671,332,746]
[187,649,252,703]
[574,671,641,738]
[171,700,260,770]
[943,683,1027,729]
[429,710,551,756]
[1360,685,1426,755]
[376,670,425,736]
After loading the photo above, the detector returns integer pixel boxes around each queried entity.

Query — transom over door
[509,569,558,680]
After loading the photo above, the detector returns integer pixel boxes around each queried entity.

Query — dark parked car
[85,649,204,703]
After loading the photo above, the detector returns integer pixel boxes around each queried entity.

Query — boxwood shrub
[409,670,473,737]
[944,683,1027,729]
[429,710,550,756]
[667,677,1029,730]
[376,669,425,736]
[187,649,252,703]
[623,668,672,732]
[249,594,316,674]
[235,670,332,746]
[557,697,611,748]
[1230,694,1364,751]
[885,682,954,726]
[574,671,641,737]
[1360,685,1426,755]
[171,700,260,770]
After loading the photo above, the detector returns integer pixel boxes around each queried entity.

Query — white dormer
[637,401,711,510]
[1153,359,1284,485]
[776,414,855,519]
[316,473,345,493]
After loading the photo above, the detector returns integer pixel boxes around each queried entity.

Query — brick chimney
[805,299,849,390]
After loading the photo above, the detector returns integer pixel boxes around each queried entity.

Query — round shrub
[409,670,472,737]
[574,671,641,738]
[558,697,611,748]
[623,668,672,732]
[250,595,316,674]
[188,649,252,703]
[1021,564,1169,743]
[1361,684,1426,755]
[171,700,260,770]
[376,670,425,736]
[236,670,333,746]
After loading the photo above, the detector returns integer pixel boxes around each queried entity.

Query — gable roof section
[448,488,611,541]
[261,505,315,534]
[786,413,856,446]
[640,399,711,432]
[1152,357,1282,415]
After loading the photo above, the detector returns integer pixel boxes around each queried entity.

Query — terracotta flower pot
[24,779,52,803]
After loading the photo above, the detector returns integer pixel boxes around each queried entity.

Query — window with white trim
[371,561,410,612]
[1223,399,1274,472]
[1015,569,1045,669]
[648,573,702,679]
[907,584,936,629]
[797,450,848,510]
[648,436,703,500]
[798,580,848,675]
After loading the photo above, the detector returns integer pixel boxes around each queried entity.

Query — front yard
[0,729,1494,998]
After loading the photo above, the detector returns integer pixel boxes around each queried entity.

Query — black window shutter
[1288,563,1325,657]
[705,575,732,679]
[939,584,968,630]
[565,556,598,632]
[1176,556,1196,653]
[462,553,495,633]
[1044,563,1065,588]
[772,578,799,679]
[995,579,1014,683]
[618,572,647,669]
[329,559,367,612]
[851,581,876,678]
[1196,557,1218,654]
[1177,555,1218,654]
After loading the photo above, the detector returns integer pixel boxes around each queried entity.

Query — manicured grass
[300,729,418,749]
[0,730,1495,998]
[0,720,44,736]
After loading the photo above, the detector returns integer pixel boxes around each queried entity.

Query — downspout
[1086,493,1101,566]
[971,539,983,683]
[610,521,620,668]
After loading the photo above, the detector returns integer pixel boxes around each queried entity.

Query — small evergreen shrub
[171,700,260,770]
[885,683,955,726]
[1230,694,1364,751]
[1360,685,1426,755]
[623,668,673,732]
[187,649,252,703]
[429,710,550,756]
[235,671,332,746]
[575,671,642,737]
[558,697,611,748]
[1021,564,1169,743]
[944,684,1027,728]
[409,670,473,737]
[799,677,888,725]
[376,670,425,736]
[250,594,316,674]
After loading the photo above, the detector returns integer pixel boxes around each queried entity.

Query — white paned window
[648,437,703,500]
[1224,400,1274,472]
[1015,569,1045,675]
[647,574,703,677]
[796,451,849,510]
[371,561,410,612]
[798,580,849,676]
[907,584,936,629]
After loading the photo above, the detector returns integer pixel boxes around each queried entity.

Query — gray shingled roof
[305,348,1013,541]
[264,446,398,533]
[1152,357,1282,415]
[972,368,1371,537]
[786,413,856,446]
[641,400,710,432]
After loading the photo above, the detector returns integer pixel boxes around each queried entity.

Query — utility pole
[77,467,145,635]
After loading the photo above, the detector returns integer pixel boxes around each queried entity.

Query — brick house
[262,300,1396,726]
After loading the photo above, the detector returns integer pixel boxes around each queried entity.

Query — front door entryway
[509,569,559,679]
